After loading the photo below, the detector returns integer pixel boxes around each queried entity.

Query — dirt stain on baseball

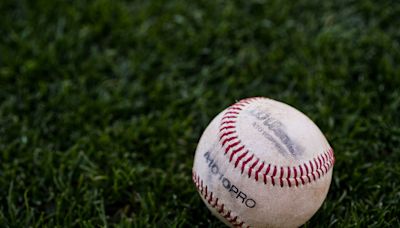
[248,109,303,158]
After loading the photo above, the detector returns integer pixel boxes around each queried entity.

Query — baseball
[192,97,335,228]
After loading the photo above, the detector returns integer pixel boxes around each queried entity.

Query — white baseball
[192,97,335,228]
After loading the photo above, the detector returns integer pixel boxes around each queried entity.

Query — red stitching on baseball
[304,163,311,183]
[280,167,284,187]
[241,154,255,174]
[271,165,277,186]
[300,176,305,185]
[323,162,329,174]
[263,164,271,184]
[218,97,335,188]
[304,163,309,173]
[322,160,327,174]
[192,172,250,227]
[225,141,241,154]
[286,166,291,187]
[299,164,304,176]
[208,191,213,204]
[220,120,236,126]
[228,107,242,111]
[221,115,238,121]
[309,161,316,181]
[254,161,265,181]
[230,145,245,162]
[265,164,271,175]
[248,158,259,178]
[222,136,238,146]
[219,131,236,141]
[292,166,298,187]
[272,165,277,177]
[299,165,305,185]
[225,111,240,115]
[314,158,319,170]
[318,156,323,169]
[224,211,231,219]
[220,125,235,131]
[314,159,320,179]
[315,158,321,178]
[230,216,238,223]
[219,204,224,213]
[235,150,249,168]
[213,198,218,207]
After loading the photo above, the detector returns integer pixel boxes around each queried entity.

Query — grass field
[1,0,400,227]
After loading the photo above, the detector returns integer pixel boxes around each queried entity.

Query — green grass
[1,0,399,227]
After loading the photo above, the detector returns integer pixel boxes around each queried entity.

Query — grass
[0,0,399,227]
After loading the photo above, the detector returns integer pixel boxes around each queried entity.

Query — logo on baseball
[192,97,335,228]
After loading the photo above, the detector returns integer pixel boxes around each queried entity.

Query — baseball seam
[219,97,335,187]
[192,171,250,228]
